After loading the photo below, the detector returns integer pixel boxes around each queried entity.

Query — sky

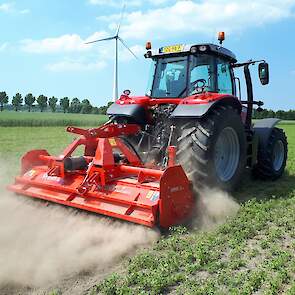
[0,0,294,110]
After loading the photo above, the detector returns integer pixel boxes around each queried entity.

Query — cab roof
[150,43,237,63]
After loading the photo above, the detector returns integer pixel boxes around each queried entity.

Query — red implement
[8,124,194,228]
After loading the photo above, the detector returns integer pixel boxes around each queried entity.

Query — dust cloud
[0,158,239,289]
[0,165,159,287]
[193,187,240,230]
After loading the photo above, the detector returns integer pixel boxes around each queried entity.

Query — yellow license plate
[160,44,184,54]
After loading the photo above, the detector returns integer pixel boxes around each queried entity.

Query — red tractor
[107,38,288,191]
[8,34,288,228]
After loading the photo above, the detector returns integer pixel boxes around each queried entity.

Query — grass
[0,119,294,294]
[0,127,79,179]
[90,124,295,295]
[0,111,107,127]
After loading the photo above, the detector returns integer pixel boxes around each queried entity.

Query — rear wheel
[253,128,288,180]
[177,105,247,191]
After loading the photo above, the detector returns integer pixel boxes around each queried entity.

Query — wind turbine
[86,4,137,101]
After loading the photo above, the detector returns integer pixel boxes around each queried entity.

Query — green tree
[286,110,295,120]
[276,110,285,119]
[12,93,23,111]
[253,108,295,120]
[69,98,82,113]
[98,101,113,115]
[37,95,48,112]
[81,99,93,114]
[0,91,9,112]
[49,96,58,112]
[25,93,35,112]
[91,107,100,114]
[60,97,70,113]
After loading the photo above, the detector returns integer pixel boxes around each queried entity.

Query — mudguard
[107,103,147,124]
[170,97,242,118]
[171,102,215,118]
[253,118,281,149]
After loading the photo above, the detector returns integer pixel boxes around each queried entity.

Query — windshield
[149,57,187,98]
[147,54,220,98]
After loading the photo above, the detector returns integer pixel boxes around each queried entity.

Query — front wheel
[253,128,288,180]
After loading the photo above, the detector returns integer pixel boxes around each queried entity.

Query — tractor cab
[142,38,269,130]
[145,43,237,99]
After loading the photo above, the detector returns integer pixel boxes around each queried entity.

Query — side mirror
[258,62,269,85]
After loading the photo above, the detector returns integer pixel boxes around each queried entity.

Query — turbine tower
[86,3,137,101]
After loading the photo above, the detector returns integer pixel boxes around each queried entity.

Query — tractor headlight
[190,46,198,54]
[190,45,208,54]
[198,45,208,52]
[144,50,152,58]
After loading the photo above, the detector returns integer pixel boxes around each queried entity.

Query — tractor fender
[170,96,242,118]
[107,103,147,125]
[253,118,281,149]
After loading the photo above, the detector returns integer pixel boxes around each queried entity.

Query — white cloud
[46,59,107,72]
[89,0,141,7]
[0,2,13,12]
[0,42,8,51]
[40,34,142,72]
[45,42,140,73]
[89,0,172,8]
[0,2,30,14]
[96,13,121,22]
[21,31,108,54]
[20,9,30,14]
[99,0,295,40]
[20,30,143,61]
[148,0,171,5]
[119,44,145,61]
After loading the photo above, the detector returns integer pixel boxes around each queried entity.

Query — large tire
[176,105,247,191]
[253,127,288,180]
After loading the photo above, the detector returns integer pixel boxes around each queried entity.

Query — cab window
[217,60,233,94]
[151,57,187,98]
[189,54,216,95]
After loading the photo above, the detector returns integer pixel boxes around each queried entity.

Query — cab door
[216,59,235,95]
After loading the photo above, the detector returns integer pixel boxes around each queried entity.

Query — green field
[0,111,107,127]
[0,120,294,294]
[94,124,295,295]
[0,127,78,179]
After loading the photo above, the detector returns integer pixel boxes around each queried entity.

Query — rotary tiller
[8,123,194,228]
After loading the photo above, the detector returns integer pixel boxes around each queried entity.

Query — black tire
[176,105,247,191]
[253,127,288,180]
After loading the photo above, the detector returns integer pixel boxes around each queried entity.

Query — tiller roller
[8,124,194,228]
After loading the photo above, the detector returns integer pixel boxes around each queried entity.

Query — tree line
[0,91,112,115]
[0,91,294,119]
[253,109,295,120]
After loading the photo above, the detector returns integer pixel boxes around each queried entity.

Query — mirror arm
[231,59,266,68]
[240,100,264,106]
[234,77,241,100]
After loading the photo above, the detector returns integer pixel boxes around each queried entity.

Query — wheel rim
[273,140,284,171]
[214,127,240,182]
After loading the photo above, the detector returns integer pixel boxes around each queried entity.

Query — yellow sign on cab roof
[159,44,185,54]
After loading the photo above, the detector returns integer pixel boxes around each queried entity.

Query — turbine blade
[119,37,138,59]
[85,36,116,44]
[115,2,126,36]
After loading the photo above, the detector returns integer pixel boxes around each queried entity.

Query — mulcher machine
[8,33,288,228]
